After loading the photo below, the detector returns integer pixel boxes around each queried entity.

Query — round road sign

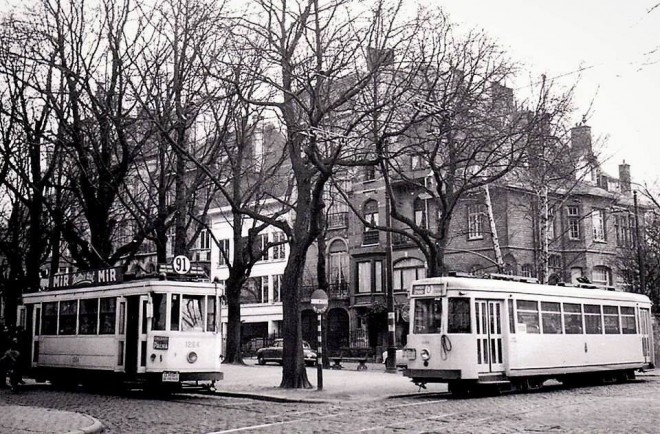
[310,289,329,314]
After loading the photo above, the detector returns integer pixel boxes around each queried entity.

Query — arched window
[592,266,612,287]
[393,258,426,292]
[328,240,350,291]
[362,200,379,245]
[414,197,428,229]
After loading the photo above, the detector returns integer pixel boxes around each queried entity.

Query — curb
[213,390,330,404]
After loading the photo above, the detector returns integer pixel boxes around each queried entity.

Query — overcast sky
[439,0,660,186]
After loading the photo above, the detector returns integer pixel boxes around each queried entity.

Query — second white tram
[403,275,654,395]
[18,277,224,390]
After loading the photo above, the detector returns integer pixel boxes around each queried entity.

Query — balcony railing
[362,230,379,245]
[392,231,415,246]
[300,282,350,302]
[327,212,349,229]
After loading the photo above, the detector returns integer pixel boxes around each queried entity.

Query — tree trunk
[223,274,245,364]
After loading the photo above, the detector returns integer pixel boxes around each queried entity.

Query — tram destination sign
[49,266,123,290]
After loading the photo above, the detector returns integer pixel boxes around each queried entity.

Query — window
[570,267,583,284]
[563,303,583,334]
[196,228,212,261]
[592,209,606,242]
[59,300,77,335]
[546,210,555,241]
[100,298,117,334]
[467,204,485,240]
[42,302,58,335]
[255,234,269,261]
[272,275,282,302]
[393,258,425,292]
[516,300,540,333]
[567,205,581,240]
[448,298,471,333]
[217,239,230,266]
[584,304,602,334]
[414,197,428,229]
[181,295,205,332]
[241,276,267,303]
[271,232,287,260]
[620,307,637,334]
[151,294,167,331]
[521,264,535,278]
[79,298,99,335]
[364,165,376,181]
[357,260,383,293]
[411,153,426,170]
[614,214,635,247]
[328,240,349,289]
[413,298,442,334]
[603,305,620,334]
[508,299,516,334]
[592,266,612,286]
[363,200,379,245]
[170,294,181,331]
[207,296,217,332]
[541,302,562,334]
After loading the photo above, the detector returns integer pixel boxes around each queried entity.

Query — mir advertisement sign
[49,266,123,290]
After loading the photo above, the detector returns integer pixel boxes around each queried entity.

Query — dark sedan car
[256,338,317,366]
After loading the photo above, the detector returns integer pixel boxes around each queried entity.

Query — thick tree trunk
[223,273,246,364]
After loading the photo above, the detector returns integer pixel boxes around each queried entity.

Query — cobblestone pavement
[1,375,659,433]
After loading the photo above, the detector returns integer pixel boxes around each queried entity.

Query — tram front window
[181,295,205,332]
[414,298,442,334]
[152,293,167,331]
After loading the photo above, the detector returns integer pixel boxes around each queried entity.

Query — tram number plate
[162,371,180,383]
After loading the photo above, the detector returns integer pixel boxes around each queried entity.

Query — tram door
[475,300,504,373]
[640,307,655,366]
[137,295,149,373]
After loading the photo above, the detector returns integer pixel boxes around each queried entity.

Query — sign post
[310,289,329,391]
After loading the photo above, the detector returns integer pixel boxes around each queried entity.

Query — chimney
[619,160,631,193]
[571,125,592,157]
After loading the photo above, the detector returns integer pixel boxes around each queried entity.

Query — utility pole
[633,190,646,293]
[385,187,396,373]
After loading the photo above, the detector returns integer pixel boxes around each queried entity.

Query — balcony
[362,230,380,245]
[300,282,350,302]
[327,212,349,229]
[392,231,416,247]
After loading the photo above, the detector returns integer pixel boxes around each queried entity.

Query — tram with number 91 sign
[403,274,654,395]
[16,266,224,391]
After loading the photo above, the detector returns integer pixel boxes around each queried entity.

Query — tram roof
[22,278,223,302]
[412,276,651,305]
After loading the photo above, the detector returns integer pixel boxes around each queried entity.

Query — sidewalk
[213,359,447,402]
[0,361,443,433]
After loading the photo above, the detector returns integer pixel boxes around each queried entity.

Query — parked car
[256,338,317,366]
[382,348,408,368]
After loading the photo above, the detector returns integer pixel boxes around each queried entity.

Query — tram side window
[79,299,99,335]
[584,304,602,334]
[413,298,442,334]
[621,307,637,334]
[42,302,58,335]
[541,302,562,334]
[563,303,583,334]
[516,300,540,333]
[152,293,167,331]
[181,295,205,332]
[207,296,217,332]
[603,305,620,334]
[171,294,181,331]
[99,298,117,334]
[448,298,471,333]
[59,300,78,335]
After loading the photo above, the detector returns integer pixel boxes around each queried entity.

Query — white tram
[403,275,655,394]
[17,271,224,390]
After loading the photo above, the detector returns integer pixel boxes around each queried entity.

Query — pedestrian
[0,325,10,388]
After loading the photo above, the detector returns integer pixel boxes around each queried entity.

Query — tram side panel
[36,336,121,372]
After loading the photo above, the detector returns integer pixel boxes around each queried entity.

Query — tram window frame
[99,297,117,335]
[171,294,181,331]
[516,300,540,334]
[562,303,583,334]
[541,301,562,334]
[620,306,637,334]
[448,298,471,333]
[79,298,99,335]
[152,293,167,331]
[413,298,442,334]
[508,299,516,334]
[603,305,620,334]
[584,304,603,334]
[42,301,58,335]
[181,294,205,332]
[59,300,78,335]
[207,296,217,332]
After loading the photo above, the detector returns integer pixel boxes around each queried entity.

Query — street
[2,372,659,433]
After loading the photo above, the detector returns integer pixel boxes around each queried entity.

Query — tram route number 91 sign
[172,255,191,274]
[310,289,329,314]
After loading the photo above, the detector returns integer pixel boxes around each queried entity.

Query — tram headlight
[420,348,431,361]
[187,351,198,364]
